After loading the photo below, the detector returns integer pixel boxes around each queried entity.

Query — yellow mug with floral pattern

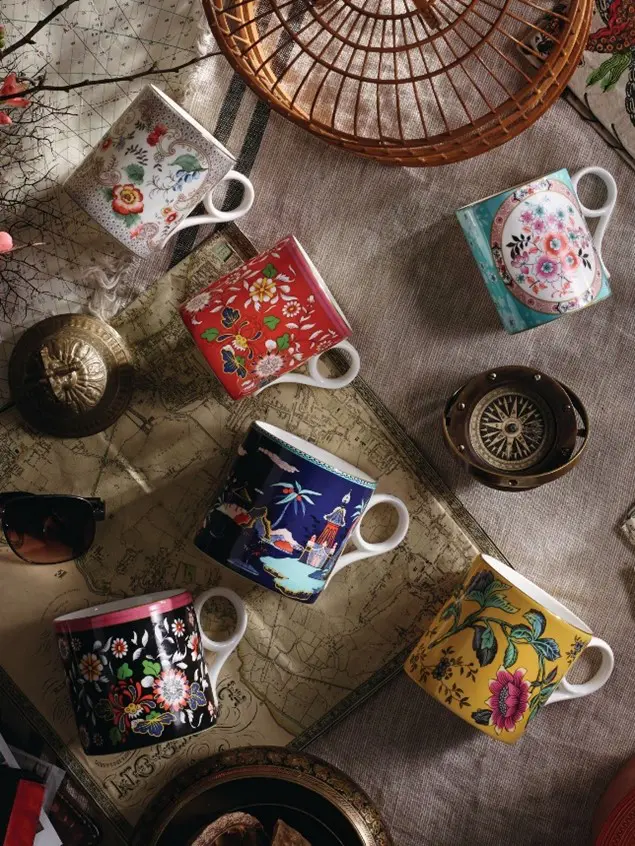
[404,554,614,743]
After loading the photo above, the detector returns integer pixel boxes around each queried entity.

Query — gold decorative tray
[132,746,392,845]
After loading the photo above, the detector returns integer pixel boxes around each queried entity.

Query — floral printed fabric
[525,0,635,171]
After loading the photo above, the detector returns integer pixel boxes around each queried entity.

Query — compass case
[443,366,589,491]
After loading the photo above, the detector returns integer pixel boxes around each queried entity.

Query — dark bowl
[132,746,392,846]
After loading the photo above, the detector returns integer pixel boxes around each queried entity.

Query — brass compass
[443,366,589,490]
[9,313,134,438]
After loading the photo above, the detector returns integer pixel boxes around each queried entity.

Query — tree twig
[0,51,221,102]
[0,0,80,60]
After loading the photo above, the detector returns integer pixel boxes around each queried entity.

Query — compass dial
[469,388,555,471]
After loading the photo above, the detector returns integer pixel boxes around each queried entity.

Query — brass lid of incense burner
[9,313,134,438]
[443,365,589,491]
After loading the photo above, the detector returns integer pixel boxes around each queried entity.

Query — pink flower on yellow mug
[484,667,530,734]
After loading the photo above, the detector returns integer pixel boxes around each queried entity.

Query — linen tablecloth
[4,5,635,841]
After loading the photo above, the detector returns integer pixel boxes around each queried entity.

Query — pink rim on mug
[53,589,192,633]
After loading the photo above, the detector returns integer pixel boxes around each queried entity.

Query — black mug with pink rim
[54,587,247,755]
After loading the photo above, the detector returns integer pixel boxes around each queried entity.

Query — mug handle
[171,170,255,231]
[257,340,361,394]
[546,636,614,704]
[193,587,248,706]
[327,493,410,581]
[570,167,617,278]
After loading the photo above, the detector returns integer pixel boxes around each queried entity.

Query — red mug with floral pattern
[64,85,255,259]
[180,235,361,400]
[54,587,247,755]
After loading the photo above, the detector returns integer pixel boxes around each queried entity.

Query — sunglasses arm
[0,492,106,521]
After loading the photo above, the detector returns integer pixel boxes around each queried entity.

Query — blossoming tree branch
[0,2,219,113]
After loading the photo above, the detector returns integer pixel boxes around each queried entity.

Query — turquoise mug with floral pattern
[65,85,255,259]
[456,167,617,333]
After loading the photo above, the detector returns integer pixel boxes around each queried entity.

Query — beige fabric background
[211,98,634,845]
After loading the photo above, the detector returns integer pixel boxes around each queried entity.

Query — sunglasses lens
[3,497,95,564]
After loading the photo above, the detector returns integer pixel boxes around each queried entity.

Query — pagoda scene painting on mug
[195,426,373,602]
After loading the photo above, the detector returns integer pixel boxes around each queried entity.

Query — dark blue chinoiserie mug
[194,421,410,604]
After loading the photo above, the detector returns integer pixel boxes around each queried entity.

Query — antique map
[0,228,500,841]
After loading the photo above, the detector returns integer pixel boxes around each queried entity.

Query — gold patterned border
[131,746,393,845]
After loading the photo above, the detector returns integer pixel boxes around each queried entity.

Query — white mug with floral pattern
[64,85,255,258]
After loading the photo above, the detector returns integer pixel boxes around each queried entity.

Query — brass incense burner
[9,314,134,438]
[443,366,589,491]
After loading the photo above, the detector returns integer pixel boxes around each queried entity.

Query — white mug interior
[291,237,352,333]
[149,85,236,162]
[456,169,570,211]
[54,589,185,622]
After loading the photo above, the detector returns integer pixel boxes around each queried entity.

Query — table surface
[174,72,635,845]
[5,9,635,840]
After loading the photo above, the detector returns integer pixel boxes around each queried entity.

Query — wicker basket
[203,0,593,166]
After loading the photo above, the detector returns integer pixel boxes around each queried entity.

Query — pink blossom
[0,73,31,126]
[0,74,30,107]
[0,231,13,252]
[511,250,529,269]
[487,667,530,734]
[536,255,560,281]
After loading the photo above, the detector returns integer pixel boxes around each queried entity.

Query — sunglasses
[0,492,105,564]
